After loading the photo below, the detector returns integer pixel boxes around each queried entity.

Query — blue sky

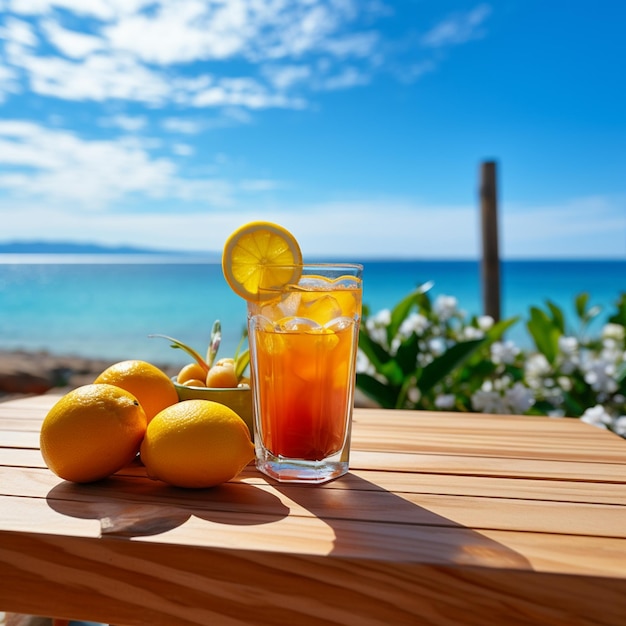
[0,0,624,259]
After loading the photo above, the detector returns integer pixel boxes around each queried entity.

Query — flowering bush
[356,284,626,438]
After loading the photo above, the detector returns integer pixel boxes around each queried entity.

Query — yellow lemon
[140,399,255,488]
[40,384,147,483]
[94,359,178,422]
[222,221,302,301]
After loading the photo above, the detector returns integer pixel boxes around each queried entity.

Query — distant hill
[0,240,205,256]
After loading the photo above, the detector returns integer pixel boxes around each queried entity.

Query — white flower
[601,339,622,363]
[613,416,626,437]
[477,315,494,331]
[372,309,391,325]
[356,350,375,375]
[581,404,613,429]
[471,389,506,414]
[390,337,401,355]
[557,336,580,374]
[407,385,421,404]
[504,382,534,414]
[557,376,572,392]
[524,353,551,388]
[365,309,391,346]
[417,352,434,367]
[491,340,519,365]
[472,379,533,415]
[398,312,429,337]
[602,323,624,341]
[462,326,484,340]
[433,295,458,320]
[428,337,446,356]
[583,358,618,394]
[435,394,456,409]
[558,336,578,356]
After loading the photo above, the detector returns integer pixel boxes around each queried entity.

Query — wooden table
[1,394,626,626]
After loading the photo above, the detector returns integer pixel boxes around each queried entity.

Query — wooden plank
[1,491,626,577]
[349,450,626,483]
[0,446,44,468]
[2,460,625,541]
[1,527,625,625]
[5,462,626,506]
[5,425,625,464]
[0,417,47,431]
[0,429,39,448]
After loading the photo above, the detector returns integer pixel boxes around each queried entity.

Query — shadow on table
[46,465,529,571]
[271,472,532,570]
[45,469,290,538]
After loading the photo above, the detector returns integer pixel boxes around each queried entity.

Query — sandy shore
[0,349,376,407]
[0,348,180,402]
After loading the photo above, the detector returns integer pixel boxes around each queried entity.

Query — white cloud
[102,2,247,64]
[42,18,104,58]
[0,0,491,112]
[0,64,21,102]
[320,66,370,90]
[161,117,204,134]
[189,76,306,109]
[172,143,193,157]
[8,0,151,20]
[14,50,173,103]
[103,114,147,132]
[321,31,379,57]
[0,121,232,208]
[1,16,38,46]
[263,64,312,91]
[421,4,492,48]
[502,197,626,257]
[0,199,479,257]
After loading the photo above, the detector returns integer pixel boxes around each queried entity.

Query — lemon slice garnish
[222,221,303,301]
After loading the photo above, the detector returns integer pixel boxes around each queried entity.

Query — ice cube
[300,294,342,325]
[249,314,274,333]
[276,316,323,332]
[277,292,301,317]
[324,316,355,332]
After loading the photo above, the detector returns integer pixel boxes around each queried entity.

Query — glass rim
[265,262,363,270]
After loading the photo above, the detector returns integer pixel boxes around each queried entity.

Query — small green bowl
[172,379,254,440]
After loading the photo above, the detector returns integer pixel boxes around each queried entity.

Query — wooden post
[480,161,501,322]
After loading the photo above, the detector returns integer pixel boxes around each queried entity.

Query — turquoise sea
[1,256,625,366]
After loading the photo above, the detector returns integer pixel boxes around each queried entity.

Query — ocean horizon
[1,256,625,366]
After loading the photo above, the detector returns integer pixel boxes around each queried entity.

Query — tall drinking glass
[247,263,363,484]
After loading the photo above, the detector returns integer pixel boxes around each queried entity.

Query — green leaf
[356,373,398,409]
[575,292,590,319]
[379,360,406,386]
[396,375,418,409]
[546,301,566,333]
[418,338,485,396]
[488,316,520,339]
[235,348,250,379]
[387,282,433,344]
[608,294,626,326]
[561,391,585,418]
[358,332,392,370]
[526,307,560,364]
[395,333,420,376]
[148,334,209,373]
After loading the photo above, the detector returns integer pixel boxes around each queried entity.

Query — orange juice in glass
[247,263,362,483]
